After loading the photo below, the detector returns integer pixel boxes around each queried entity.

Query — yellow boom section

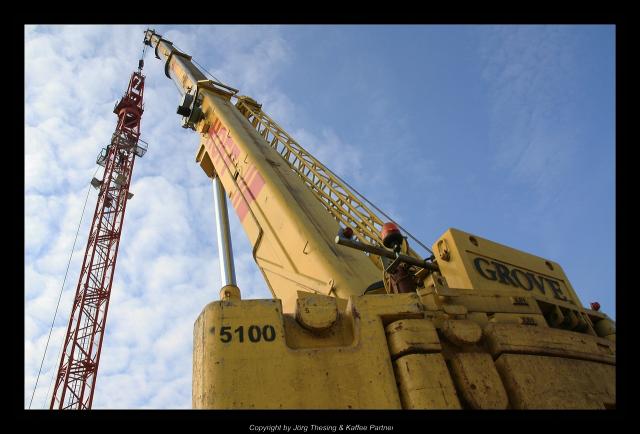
[234,97,425,270]
[145,30,382,312]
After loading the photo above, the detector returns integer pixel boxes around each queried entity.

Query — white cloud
[478,25,581,199]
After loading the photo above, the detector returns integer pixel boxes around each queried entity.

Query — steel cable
[28,168,99,409]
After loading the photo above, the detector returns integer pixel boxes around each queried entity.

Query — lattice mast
[50,62,148,410]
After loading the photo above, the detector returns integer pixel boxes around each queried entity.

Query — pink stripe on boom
[207,118,266,222]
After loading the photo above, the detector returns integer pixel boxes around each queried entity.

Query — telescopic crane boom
[143,29,616,409]
[143,29,396,313]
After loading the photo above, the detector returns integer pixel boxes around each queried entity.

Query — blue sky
[25,25,615,409]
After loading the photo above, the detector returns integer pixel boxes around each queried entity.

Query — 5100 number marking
[210,325,276,343]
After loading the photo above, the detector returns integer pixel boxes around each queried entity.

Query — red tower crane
[50,61,148,409]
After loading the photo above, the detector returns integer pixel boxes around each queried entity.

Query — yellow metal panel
[484,323,616,365]
[448,293,543,315]
[385,319,441,359]
[393,353,461,409]
[193,294,424,409]
[495,354,615,409]
[594,317,616,337]
[433,228,583,307]
[488,313,549,327]
[449,353,509,409]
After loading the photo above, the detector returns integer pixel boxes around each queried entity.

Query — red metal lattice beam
[50,69,146,410]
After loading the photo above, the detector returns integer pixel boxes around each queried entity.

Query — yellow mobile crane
[143,29,615,409]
